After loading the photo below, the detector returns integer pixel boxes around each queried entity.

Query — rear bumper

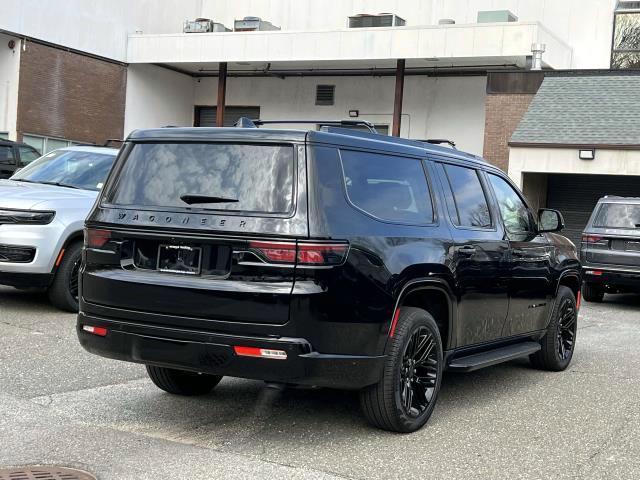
[77,312,385,390]
[583,267,640,290]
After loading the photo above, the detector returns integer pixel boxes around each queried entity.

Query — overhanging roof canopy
[127,22,572,72]
[511,74,640,147]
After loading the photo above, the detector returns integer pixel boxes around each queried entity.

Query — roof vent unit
[477,10,518,23]
[348,13,406,28]
[183,18,230,33]
[234,16,280,32]
[616,1,640,10]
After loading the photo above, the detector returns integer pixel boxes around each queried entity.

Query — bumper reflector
[83,325,108,337]
[234,345,287,360]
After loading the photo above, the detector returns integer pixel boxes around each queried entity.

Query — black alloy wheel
[69,256,81,301]
[557,297,577,361]
[530,286,578,371]
[360,307,443,433]
[399,326,439,417]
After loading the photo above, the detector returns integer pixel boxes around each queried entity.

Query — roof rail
[421,139,457,149]
[103,139,124,147]
[235,117,379,134]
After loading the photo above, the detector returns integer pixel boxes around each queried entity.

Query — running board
[447,342,541,372]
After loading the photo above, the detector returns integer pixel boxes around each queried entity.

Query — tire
[47,241,82,312]
[582,283,604,303]
[360,307,443,433]
[530,286,578,371]
[146,365,222,396]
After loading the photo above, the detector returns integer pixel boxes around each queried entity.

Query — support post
[392,59,405,137]
[216,62,228,127]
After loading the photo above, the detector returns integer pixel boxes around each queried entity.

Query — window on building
[611,2,640,69]
[441,164,492,229]
[340,149,434,224]
[0,132,8,140]
[22,134,80,154]
[194,106,261,127]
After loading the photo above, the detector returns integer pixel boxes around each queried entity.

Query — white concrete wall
[509,147,640,187]
[0,0,201,61]
[193,75,487,155]
[202,0,616,68]
[124,65,194,135]
[0,33,21,140]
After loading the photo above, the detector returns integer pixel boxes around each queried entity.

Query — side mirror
[538,208,565,233]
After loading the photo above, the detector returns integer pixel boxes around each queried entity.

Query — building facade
[1,0,639,239]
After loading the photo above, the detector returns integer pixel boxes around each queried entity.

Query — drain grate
[0,466,96,480]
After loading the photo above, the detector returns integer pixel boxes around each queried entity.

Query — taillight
[582,234,604,244]
[248,241,348,266]
[85,228,111,248]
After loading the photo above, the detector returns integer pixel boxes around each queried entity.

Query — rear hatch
[582,202,640,270]
[82,137,311,327]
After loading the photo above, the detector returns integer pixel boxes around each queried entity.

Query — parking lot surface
[0,286,639,480]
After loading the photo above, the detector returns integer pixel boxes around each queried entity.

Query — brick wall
[16,41,126,145]
[483,93,535,172]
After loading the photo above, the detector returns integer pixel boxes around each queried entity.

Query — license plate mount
[157,244,202,275]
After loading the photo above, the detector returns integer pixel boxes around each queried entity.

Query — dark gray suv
[581,196,640,302]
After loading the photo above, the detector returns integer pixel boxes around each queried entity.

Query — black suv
[0,139,41,178]
[77,123,581,432]
[581,196,640,302]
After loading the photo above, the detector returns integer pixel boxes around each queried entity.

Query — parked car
[581,196,640,302]
[0,146,118,311]
[77,123,581,433]
[0,139,41,178]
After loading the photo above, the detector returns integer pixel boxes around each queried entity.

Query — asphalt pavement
[0,286,639,479]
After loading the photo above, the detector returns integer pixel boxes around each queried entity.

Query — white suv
[0,146,117,311]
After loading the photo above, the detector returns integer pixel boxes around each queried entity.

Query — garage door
[546,174,640,247]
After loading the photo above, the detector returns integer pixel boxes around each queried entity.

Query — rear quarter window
[339,149,434,224]
[107,143,295,215]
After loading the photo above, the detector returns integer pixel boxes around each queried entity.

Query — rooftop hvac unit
[477,10,518,23]
[348,13,406,28]
[233,16,280,31]
[183,18,230,33]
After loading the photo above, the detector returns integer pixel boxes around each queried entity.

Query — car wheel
[360,307,443,433]
[146,365,223,396]
[530,286,578,371]
[582,283,604,303]
[47,241,82,312]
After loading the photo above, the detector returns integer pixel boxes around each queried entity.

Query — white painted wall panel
[0,0,201,61]
[124,65,194,135]
[192,75,487,155]
[202,0,617,68]
[0,34,21,140]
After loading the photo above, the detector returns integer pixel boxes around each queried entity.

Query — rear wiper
[180,194,239,205]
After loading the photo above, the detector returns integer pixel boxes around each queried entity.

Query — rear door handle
[457,245,476,256]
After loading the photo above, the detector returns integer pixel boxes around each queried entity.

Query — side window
[0,145,15,165]
[441,164,492,228]
[487,174,534,237]
[18,147,40,166]
[340,150,434,224]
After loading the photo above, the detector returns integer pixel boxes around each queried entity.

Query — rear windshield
[108,143,295,214]
[593,203,640,229]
